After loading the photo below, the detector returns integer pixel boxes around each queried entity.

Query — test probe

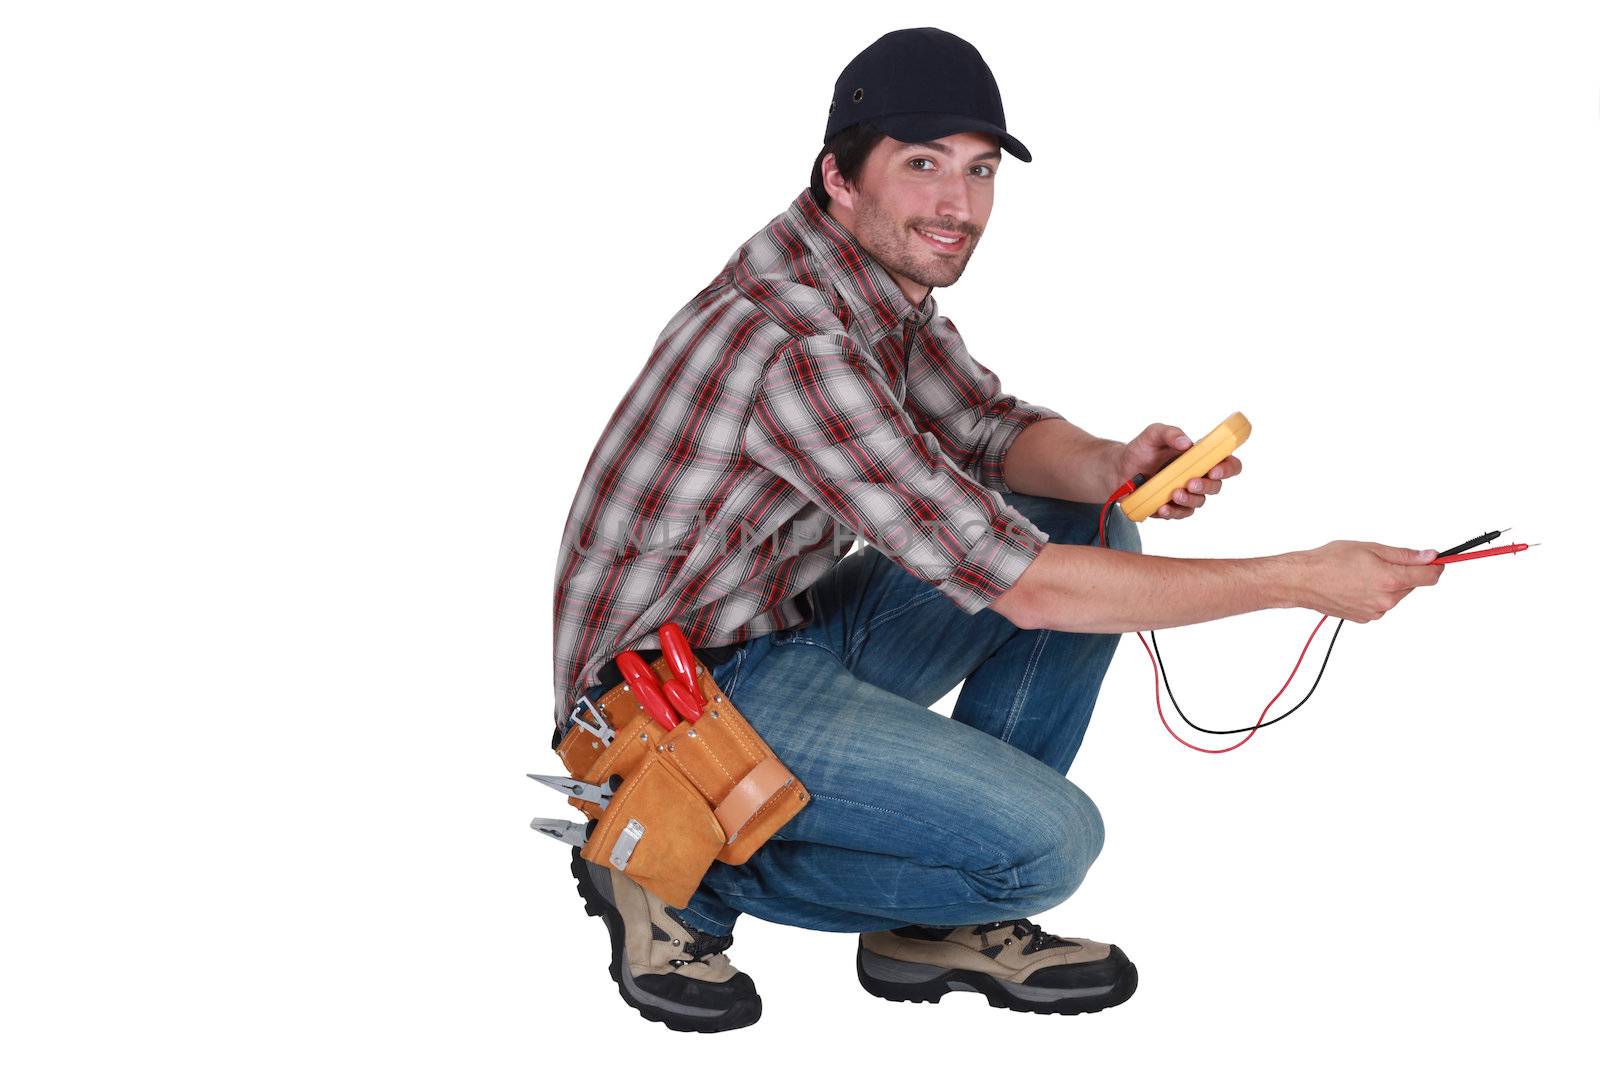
[1102,413,1536,753]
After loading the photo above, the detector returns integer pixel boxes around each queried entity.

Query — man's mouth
[913,226,969,253]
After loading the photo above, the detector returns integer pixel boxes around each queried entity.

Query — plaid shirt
[551,188,1065,727]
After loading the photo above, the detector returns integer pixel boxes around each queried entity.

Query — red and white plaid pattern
[551,188,1064,726]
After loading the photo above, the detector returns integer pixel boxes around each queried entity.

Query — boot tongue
[684,931,735,961]
[974,918,1076,952]
[663,905,736,966]
[889,923,963,942]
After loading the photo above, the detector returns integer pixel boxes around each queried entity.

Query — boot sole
[569,847,762,1033]
[856,941,1138,1016]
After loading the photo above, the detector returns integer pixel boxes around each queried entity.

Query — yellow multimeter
[1120,412,1252,522]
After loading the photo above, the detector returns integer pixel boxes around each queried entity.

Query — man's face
[825,131,1000,303]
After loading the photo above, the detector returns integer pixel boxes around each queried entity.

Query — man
[548,27,1442,1032]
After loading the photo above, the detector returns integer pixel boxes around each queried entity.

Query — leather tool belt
[551,642,809,908]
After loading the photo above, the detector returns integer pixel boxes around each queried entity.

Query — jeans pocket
[710,646,746,700]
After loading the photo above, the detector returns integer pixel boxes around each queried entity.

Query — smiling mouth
[914,226,969,253]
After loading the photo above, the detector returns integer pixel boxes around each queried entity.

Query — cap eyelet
[852,88,865,103]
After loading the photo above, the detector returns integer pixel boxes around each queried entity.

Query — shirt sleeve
[745,333,1049,615]
[904,314,1066,493]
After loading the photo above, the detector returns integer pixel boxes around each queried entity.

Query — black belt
[590,638,747,694]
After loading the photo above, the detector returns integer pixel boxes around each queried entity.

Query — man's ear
[821,153,856,211]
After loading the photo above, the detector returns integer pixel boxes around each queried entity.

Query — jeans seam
[848,588,945,661]
[716,647,747,699]
[777,633,849,670]
[999,630,1049,745]
[675,903,735,934]
[808,791,1012,869]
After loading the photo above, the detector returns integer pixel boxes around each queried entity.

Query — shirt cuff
[935,503,1051,614]
[979,408,1065,493]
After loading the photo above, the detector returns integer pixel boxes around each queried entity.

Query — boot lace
[972,918,1076,956]
[668,931,735,968]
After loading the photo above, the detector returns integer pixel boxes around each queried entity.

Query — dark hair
[809,123,889,210]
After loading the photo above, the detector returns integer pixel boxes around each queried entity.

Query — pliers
[526,772,616,847]
[614,621,710,730]
[527,772,618,808]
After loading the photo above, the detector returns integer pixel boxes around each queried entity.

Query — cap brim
[872,112,1032,163]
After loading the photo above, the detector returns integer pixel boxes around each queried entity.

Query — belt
[589,637,746,694]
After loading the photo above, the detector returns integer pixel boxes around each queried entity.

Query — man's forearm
[1002,417,1122,504]
[992,543,1302,633]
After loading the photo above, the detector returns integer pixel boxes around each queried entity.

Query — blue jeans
[577,491,1141,937]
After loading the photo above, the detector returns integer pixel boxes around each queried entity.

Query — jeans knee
[1046,780,1105,899]
[966,779,1105,915]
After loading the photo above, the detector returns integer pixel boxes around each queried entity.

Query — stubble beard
[852,189,982,293]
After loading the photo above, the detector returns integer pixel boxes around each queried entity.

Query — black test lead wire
[1149,619,1346,735]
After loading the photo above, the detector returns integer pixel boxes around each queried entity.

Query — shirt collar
[786,188,937,339]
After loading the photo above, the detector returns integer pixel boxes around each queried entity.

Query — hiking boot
[857,918,1137,1015]
[569,848,761,1032]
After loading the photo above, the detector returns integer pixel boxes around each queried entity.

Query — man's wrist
[1062,435,1124,504]
[1254,552,1307,611]
[1091,438,1125,500]
[1042,433,1122,503]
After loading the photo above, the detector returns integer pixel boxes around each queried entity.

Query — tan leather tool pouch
[578,750,726,909]
[557,652,809,907]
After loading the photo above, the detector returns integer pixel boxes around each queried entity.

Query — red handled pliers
[614,650,679,731]
[612,621,711,731]
[657,622,707,723]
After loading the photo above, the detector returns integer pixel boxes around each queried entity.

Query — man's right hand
[1288,541,1444,623]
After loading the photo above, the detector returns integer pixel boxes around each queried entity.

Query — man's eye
[971,164,995,178]
[908,158,934,171]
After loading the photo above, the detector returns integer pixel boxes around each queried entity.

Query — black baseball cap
[824,27,1031,163]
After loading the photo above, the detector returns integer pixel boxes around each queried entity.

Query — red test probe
[1430,529,1534,564]
[1433,543,1532,564]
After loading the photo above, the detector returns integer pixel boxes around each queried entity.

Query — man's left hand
[1111,423,1244,520]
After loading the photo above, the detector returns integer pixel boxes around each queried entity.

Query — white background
[3,1,1596,1063]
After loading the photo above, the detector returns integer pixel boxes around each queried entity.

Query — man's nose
[933,171,974,226]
